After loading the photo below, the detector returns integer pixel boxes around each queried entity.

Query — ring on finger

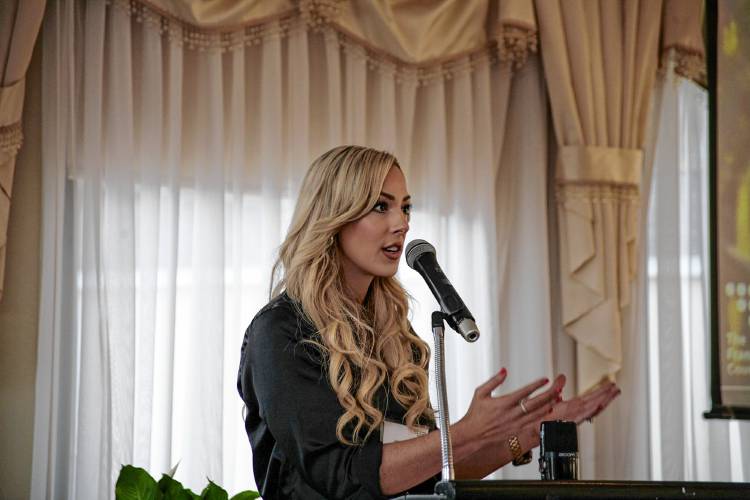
[519,398,529,414]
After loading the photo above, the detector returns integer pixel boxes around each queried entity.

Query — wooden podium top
[393,479,750,499]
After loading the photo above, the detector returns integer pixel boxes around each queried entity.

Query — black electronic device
[539,420,580,480]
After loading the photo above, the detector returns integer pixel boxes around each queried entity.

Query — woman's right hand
[456,368,565,449]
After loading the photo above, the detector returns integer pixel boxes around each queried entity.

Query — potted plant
[115,464,260,500]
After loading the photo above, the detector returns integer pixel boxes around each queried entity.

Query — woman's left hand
[547,379,621,424]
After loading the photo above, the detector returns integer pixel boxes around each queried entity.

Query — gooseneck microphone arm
[405,239,480,342]
[431,311,454,483]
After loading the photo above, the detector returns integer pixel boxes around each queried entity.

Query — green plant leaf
[157,474,196,500]
[185,489,201,500]
[157,474,182,493]
[229,491,261,500]
[115,465,162,500]
[200,480,228,500]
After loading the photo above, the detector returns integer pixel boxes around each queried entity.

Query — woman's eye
[373,201,388,213]
[402,204,412,215]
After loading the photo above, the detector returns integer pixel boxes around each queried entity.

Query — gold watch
[508,435,533,466]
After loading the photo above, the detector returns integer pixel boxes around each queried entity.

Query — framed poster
[705,0,750,419]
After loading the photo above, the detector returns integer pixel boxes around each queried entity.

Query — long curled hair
[271,145,433,445]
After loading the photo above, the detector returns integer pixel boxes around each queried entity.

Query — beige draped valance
[128,0,539,71]
[125,0,705,83]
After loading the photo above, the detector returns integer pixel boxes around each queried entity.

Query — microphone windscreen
[405,239,436,268]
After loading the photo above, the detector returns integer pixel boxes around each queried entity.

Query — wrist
[449,418,484,462]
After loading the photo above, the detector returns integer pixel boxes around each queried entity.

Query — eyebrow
[380,191,412,202]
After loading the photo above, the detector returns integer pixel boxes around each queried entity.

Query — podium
[393,479,750,499]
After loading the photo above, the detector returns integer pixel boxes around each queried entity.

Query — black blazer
[237,292,438,499]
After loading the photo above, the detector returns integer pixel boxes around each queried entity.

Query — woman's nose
[391,210,409,234]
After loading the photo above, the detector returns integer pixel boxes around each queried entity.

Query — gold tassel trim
[0,122,23,157]
[661,45,706,87]
[494,22,538,71]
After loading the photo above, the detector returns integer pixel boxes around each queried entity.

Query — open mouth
[382,244,403,259]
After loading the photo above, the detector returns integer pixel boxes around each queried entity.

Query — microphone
[405,239,480,342]
[538,420,580,480]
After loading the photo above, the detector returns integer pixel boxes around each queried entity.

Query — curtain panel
[33,1,560,498]
[536,0,704,393]
[647,68,750,482]
[0,0,45,301]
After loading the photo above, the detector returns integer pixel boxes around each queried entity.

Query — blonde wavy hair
[271,145,433,445]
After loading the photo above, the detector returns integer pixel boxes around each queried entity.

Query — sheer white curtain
[32,1,558,498]
[646,69,750,481]
[483,53,558,481]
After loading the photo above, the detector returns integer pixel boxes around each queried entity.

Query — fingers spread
[519,384,561,415]
[576,385,620,422]
[476,368,508,398]
[518,398,557,428]
[551,374,566,393]
[582,380,615,399]
[591,386,621,418]
[507,377,550,404]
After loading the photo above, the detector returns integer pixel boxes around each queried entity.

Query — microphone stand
[432,311,454,483]
[432,311,458,500]
[390,311,456,500]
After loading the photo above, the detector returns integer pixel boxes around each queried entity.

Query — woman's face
[338,166,411,300]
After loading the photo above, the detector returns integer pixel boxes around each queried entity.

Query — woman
[237,145,619,499]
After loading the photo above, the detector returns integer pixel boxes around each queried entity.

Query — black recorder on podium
[538,420,580,480]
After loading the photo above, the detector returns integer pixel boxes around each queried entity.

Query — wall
[0,38,42,500]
